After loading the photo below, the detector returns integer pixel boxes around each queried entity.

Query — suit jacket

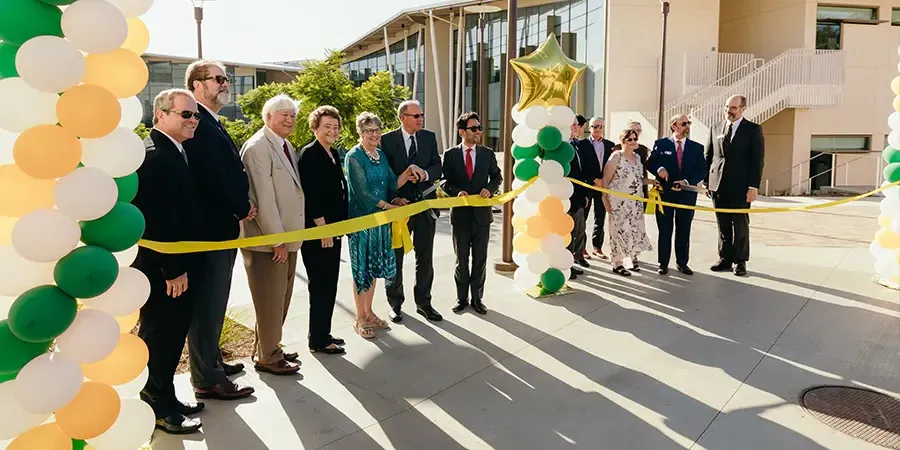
[297,139,348,230]
[579,137,615,190]
[132,129,201,283]
[182,104,250,241]
[568,138,590,212]
[381,128,442,217]
[705,119,765,204]
[647,137,708,206]
[440,144,502,226]
[239,127,305,253]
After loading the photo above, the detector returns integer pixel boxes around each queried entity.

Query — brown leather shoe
[283,351,299,362]
[194,382,254,400]
[255,359,300,376]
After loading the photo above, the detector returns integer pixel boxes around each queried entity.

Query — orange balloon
[0,164,56,217]
[562,232,572,247]
[116,310,140,333]
[538,197,564,219]
[8,423,70,450]
[56,382,121,439]
[879,215,893,228]
[876,227,900,250]
[57,84,121,139]
[82,333,148,385]
[526,215,550,239]
[0,215,16,245]
[122,18,150,55]
[83,49,150,99]
[550,212,575,235]
[13,125,82,180]
[513,232,540,254]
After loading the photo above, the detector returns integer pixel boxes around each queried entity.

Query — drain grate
[800,386,900,449]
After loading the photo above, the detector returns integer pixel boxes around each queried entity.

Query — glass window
[815,22,841,50]
[893,8,900,25]
[811,135,870,152]
[816,5,877,21]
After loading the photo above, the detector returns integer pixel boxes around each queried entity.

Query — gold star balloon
[510,33,588,110]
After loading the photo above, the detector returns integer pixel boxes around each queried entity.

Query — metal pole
[428,11,449,151]
[478,14,486,120]
[449,12,455,144]
[403,28,409,89]
[656,1,670,139]
[383,27,394,86]
[496,0,518,271]
[412,28,422,100]
[454,9,464,119]
[194,6,203,58]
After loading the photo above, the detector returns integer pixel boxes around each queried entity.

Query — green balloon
[512,144,540,160]
[0,320,51,374]
[543,141,575,165]
[0,371,16,383]
[0,0,64,46]
[8,286,77,343]
[54,246,119,299]
[0,41,18,79]
[537,126,563,151]
[540,268,566,294]
[115,172,139,203]
[514,158,540,182]
[71,440,88,450]
[80,202,146,252]
[40,0,78,5]
[560,160,571,177]
[884,163,900,184]
[884,147,900,165]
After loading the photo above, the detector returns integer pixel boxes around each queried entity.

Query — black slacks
[712,193,750,263]
[452,220,490,303]
[139,278,196,419]
[655,199,695,267]
[187,249,236,389]
[566,206,587,258]
[386,211,435,310]
[586,196,606,251]
[301,237,341,349]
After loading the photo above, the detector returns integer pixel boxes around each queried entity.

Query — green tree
[354,71,410,136]
[133,123,150,139]
[292,50,357,149]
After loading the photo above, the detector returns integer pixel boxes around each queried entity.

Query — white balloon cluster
[872,52,900,288]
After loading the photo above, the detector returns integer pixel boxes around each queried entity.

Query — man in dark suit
[380,100,443,322]
[647,114,708,276]
[133,89,205,434]
[580,116,615,260]
[181,60,254,400]
[705,94,765,277]
[567,118,591,280]
[441,112,502,315]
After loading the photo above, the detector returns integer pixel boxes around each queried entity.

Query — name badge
[716,134,725,140]
[663,151,673,155]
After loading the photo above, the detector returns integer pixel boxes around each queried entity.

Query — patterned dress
[345,145,398,293]
[607,150,653,263]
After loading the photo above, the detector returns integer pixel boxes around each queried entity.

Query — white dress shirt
[463,145,477,170]
[727,117,743,140]
[199,102,219,120]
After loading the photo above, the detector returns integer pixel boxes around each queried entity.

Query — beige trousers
[241,249,297,364]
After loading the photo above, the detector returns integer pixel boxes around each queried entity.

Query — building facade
[340,0,900,195]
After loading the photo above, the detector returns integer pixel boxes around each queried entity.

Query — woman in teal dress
[346,112,418,339]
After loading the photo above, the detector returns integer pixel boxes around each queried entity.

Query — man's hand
[479,189,491,198]
[392,198,410,206]
[244,204,258,222]
[166,273,188,298]
[746,188,758,203]
[672,180,688,191]
[457,191,468,197]
[593,178,603,187]
[272,244,289,264]
[657,167,669,181]
[408,165,426,182]
[321,237,334,248]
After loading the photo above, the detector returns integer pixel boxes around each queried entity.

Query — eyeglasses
[624,138,638,142]
[200,75,230,85]
[461,125,483,132]
[361,128,382,134]
[163,109,201,120]
[678,121,692,127]
[403,113,425,119]
[590,125,603,129]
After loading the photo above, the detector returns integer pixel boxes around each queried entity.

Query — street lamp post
[656,1,670,139]
[191,0,217,59]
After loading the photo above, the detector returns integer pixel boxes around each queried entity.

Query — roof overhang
[142,53,304,73]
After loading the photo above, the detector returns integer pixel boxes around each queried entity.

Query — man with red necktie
[441,112,502,315]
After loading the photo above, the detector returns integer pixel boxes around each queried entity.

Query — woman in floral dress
[602,128,657,276]
[345,112,417,339]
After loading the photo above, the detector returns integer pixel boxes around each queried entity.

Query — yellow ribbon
[391,218,413,254]
[645,186,663,215]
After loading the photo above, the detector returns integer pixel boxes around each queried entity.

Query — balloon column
[875,49,900,290]
[508,34,587,296]
[0,0,156,449]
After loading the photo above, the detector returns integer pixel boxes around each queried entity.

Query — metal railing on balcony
[682,51,756,94]
[763,153,879,196]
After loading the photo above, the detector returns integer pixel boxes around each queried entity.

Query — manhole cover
[800,386,900,448]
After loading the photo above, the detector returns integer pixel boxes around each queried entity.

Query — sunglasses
[404,113,425,119]
[678,121,692,126]
[200,75,230,85]
[461,125,483,132]
[624,138,638,142]
[590,124,603,129]
[164,109,201,120]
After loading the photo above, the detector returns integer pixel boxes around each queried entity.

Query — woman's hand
[321,237,334,248]
[603,197,612,213]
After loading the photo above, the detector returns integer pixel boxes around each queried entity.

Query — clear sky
[142,0,426,63]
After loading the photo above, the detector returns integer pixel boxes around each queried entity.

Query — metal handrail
[768,154,870,196]
[764,152,829,196]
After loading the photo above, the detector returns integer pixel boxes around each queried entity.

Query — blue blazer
[647,137,708,205]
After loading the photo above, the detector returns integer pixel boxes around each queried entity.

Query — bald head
[725,95,747,122]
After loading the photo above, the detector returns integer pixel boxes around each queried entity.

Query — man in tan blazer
[240,94,305,375]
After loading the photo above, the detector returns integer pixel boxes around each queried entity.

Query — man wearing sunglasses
[441,112,502,315]
[181,60,255,401]
[647,114,707,276]
[580,117,615,260]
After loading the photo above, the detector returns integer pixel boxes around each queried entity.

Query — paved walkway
[147,196,898,450]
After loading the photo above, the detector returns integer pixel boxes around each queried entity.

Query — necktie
[465,148,474,180]
[408,135,418,166]
[676,140,683,169]
[179,147,189,166]
[723,123,733,153]
[282,141,292,165]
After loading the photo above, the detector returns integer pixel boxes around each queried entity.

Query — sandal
[353,319,376,339]
[613,266,632,277]
[631,262,641,272]
[366,315,390,330]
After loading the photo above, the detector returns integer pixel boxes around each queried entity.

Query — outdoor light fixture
[190,0,218,58]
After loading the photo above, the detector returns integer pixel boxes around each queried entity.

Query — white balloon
[526,250,550,275]
[548,248,575,271]
[112,366,148,398]
[875,256,900,280]
[511,178,527,191]
[54,167,118,221]
[548,179,574,199]
[540,234,564,253]
[56,309,120,364]
[870,241,892,260]
[511,105,526,124]
[0,129,17,164]
[524,179,549,203]
[880,197,900,216]
[884,184,900,201]
[556,125,571,142]
[15,36,86,93]
[512,196,538,216]
[890,112,900,132]
[62,0,128,54]
[539,160,565,184]
[889,130,900,150]
[893,219,900,235]
[0,379,51,440]
[105,0,154,18]
[118,96,144,130]
[81,267,150,317]
[15,353,83,414]
[548,105,575,130]
[513,267,540,290]
[512,250,528,268]
[512,124,538,147]
[524,107,550,130]
[0,295,12,321]
[12,209,81,263]
[0,78,60,133]
[561,198,571,212]
[81,127,145,177]
[87,398,155,450]
[113,245,139,267]
[0,245,56,297]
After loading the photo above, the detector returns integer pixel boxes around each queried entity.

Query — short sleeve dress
[606,150,653,261]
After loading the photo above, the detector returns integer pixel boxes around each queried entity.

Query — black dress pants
[301,237,342,349]
[386,211,435,310]
[452,220,490,303]
[712,193,751,263]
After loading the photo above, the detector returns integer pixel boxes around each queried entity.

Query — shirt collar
[401,127,415,142]
[198,102,219,120]
[671,135,684,143]
[729,117,743,129]
[154,128,185,152]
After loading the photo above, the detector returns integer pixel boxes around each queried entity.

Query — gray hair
[397,100,422,118]
[152,88,195,125]
[185,59,227,92]
[589,116,604,124]
[262,94,299,120]
[626,118,642,127]
[355,112,382,135]
[669,113,689,131]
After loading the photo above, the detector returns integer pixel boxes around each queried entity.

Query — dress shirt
[727,117,743,140]
[400,127,430,181]
[463,146,477,170]
[199,102,219,121]
[589,137,605,168]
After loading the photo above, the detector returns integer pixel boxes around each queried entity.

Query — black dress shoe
[177,401,205,416]
[330,336,345,346]
[658,266,669,275]
[571,266,584,275]
[577,259,590,268]
[676,264,694,275]
[452,301,468,313]
[471,301,488,315]
[416,306,443,321]
[388,309,403,323]
[734,262,747,276]
[710,259,733,272]
[156,414,202,434]
[194,382,254,401]
[283,352,299,362]
[222,361,244,376]
[569,271,578,280]
[309,344,346,355]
